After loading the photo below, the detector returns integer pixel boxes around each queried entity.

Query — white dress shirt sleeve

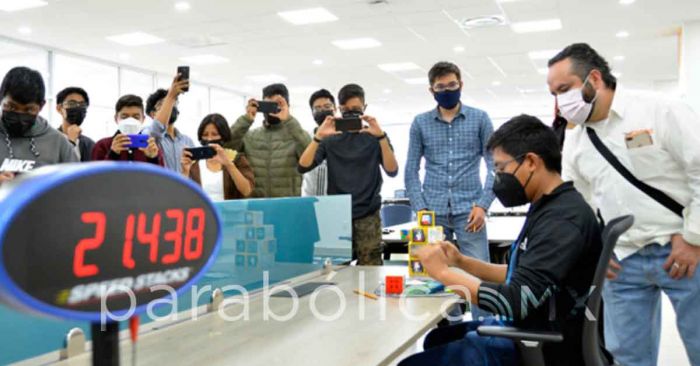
[562,130,596,211]
[657,101,700,245]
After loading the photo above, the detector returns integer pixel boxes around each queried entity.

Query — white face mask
[556,75,598,125]
[117,117,142,135]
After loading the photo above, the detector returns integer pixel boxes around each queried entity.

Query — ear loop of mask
[512,156,535,191]
[582,74,600,121]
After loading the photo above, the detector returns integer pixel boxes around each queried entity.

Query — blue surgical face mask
[433,89,461,109]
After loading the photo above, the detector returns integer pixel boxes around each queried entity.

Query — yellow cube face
[417,210,435,227]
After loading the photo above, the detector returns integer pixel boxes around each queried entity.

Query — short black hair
[428,61,461,86]
[262,83,289,104]
[338,84,365,106]
[548,43,617,90]
[115,94,144,114]
[145,89,168,115]
[309,89,335,109]
[198,113,232,142]
[486,114,562,174]
[0,66,45,105]
[56,87,90,106]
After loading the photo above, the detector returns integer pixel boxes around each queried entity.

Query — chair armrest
[477,326,564,343]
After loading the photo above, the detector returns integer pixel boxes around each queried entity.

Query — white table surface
[32,266,458,366]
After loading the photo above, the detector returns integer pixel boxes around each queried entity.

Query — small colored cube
[246,227,256,239]
[385,275,404,294]
[427,226,444,243]
[236,240,246,252]
[235,255,246,267]
[411,228,426,243]
[417,210,435,227]
[246,241,258,253]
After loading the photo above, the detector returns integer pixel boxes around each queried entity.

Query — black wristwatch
[376,132,388,141]
[313,136,322,143]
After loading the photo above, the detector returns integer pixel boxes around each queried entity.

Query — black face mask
[493,160,533,208]
[169,107,179,125]
[2,111,36,137]
[342,110,363,119]
[200,138,223,146]
[66,107,87,126]
[313,110,334,125]
[265,113,281,125]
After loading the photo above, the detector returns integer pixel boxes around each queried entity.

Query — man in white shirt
[547,43,700,366]
[301,89,333,197]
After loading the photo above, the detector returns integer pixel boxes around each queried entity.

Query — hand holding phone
[127,134,149,149]
[177,66,190,92]
[185,146,216,160]
[256,100,281,114]
[334,116,363,133]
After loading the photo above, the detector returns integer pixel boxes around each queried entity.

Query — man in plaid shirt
[405,61,496,261]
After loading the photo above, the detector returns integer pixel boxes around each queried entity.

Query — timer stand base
[91,322,120,366]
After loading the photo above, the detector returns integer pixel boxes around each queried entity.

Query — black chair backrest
[380,204,413,227]
[582,215,634,366]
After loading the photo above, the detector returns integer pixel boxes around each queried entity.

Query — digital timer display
[0,163,221,321]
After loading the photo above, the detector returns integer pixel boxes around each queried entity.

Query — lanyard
[505,215,530,284]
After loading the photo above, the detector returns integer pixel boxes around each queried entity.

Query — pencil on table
[354,289,379,300]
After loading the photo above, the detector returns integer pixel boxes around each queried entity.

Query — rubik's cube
[408,210,444,277]
[233,211,276,268]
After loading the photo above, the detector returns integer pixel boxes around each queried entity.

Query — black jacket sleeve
[298,140,327,174]
[477,216,585,321]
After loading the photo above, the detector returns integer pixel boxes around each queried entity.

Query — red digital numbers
[73,212,107,278]
[122,214,136,269]
[162,209,184,265]
[184,208,205,260]
[73,208,207,278]
[138,212,162,263]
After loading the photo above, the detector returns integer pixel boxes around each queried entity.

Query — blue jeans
[435,211,490,261]
[603,243,700,366]
[436,210,491,320]
[398,318,518,366]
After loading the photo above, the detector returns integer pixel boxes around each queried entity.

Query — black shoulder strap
[586,127,684,218]
[552,116,568,152]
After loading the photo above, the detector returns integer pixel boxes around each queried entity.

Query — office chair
[380,204,413,228]
[477,215,634,366]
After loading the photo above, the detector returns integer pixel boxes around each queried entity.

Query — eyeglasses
[62,101,89,109]
[312,104,334,113]
[493,154,526,174]
[432,81,460,93]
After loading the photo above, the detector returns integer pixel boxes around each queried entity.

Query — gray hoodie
[0,115,78,172]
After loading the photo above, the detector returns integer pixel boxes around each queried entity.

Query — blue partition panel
[0,195,352,364]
